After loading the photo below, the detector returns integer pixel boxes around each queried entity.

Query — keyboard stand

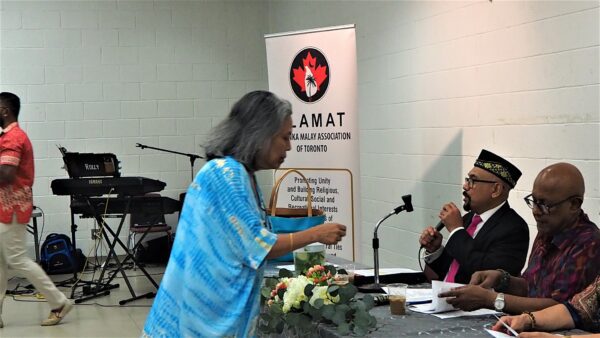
[55,200,115,298]
[68,197,120,303]
[81,196,159,305]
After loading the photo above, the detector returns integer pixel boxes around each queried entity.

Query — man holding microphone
[419,149,529,284]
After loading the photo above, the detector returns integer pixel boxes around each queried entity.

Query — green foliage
[304,284,315,297]
[328,285,340,297]
[294,251,325,275]
[362,294,375,311]
[259,265,377,336]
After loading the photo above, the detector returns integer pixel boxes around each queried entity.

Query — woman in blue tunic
[143,90,347,337]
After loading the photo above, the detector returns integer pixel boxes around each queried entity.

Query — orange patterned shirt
[0,122,34,224]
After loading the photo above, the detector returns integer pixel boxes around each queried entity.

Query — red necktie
[445,214,482,283]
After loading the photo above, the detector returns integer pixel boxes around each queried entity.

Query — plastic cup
[388,283,407,315]
[293,243,325,275]
[333,273,349,285]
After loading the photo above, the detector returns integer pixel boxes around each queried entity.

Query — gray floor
[1,264,163,337]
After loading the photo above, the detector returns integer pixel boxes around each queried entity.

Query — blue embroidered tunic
[143,157,277,337]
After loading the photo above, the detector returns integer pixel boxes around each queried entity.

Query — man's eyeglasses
[464,177,497,188]
[523,194,581,215]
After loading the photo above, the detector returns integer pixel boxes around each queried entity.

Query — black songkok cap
[474,149,522,188]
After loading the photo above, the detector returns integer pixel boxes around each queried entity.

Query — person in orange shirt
[0,92,73,328]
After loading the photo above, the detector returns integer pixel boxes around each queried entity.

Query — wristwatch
[494,292,505,312]
[495,269,511,292]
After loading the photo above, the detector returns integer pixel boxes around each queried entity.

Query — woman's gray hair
[203,90,292,171]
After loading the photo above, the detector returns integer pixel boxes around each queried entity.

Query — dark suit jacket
[427,202,529,284]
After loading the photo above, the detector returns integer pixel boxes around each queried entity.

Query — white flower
[308,285,339,306]
[282,275,312,313]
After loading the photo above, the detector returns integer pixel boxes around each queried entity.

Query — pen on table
[493,314,519,337]
[406,300,432,305]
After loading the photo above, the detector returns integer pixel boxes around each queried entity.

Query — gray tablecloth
[263,256,587,337]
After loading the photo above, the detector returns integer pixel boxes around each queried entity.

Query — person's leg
[0,224,10,328]
[4,222,71,324]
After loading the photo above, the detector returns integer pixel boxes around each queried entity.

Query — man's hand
[439,202,463,232]
[314,223,346,245]
[470,270,503,288]
[438,285,495,311]
[419,226,442,252]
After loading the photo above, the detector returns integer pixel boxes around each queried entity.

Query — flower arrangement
[259,265,377,336]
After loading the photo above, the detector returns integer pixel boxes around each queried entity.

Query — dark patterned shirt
[566,275,600,333]
[521,212,600,301]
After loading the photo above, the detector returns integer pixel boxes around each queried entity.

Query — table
[320,307,587,337]
[264,255,589,337]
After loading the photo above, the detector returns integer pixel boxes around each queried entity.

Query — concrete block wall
[1,1,598,270]
[0,0,270,255]
[268,1,599,269]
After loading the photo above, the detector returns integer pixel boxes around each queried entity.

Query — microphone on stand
[359,194,413,293]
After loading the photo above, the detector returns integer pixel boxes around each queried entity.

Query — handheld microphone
[434,220,445,231]
[419,220,444,251]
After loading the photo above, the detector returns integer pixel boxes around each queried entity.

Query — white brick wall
[1,1,597,268]
[1,1,270,256]
[268,1,599,269]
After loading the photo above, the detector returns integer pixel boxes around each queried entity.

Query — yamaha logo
[289,48,330,103]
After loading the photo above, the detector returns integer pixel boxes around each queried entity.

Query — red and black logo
[289,48,329,103]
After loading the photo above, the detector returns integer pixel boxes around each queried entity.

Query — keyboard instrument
[69,195,181,218]
[51,177,166,197]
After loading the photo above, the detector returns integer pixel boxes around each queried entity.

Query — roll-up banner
[265,25,360,261]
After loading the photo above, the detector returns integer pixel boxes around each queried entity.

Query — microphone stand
[136,143,203,181]
[359,194,414,293]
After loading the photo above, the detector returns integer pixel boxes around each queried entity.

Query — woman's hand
[314,223,346,245]
[491,314,530,333]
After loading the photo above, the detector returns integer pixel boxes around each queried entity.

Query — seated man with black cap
[419,149,529,284]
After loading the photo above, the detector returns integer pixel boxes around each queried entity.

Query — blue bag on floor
[267,170,326,262]
[40,233,80,275]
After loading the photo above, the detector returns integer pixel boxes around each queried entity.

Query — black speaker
[130,197,166,227]
[135,235,173,264]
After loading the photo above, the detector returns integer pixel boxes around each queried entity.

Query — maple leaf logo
[290,49,329,103]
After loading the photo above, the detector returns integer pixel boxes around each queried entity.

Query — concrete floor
[0,263,163,338]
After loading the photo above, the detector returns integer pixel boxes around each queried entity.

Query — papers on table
[353,267,420,277]
[408,280,500,319]
[485,328,515,337]
[425,308,500,319]
[382,287,433,305]
[432,280,463,312]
